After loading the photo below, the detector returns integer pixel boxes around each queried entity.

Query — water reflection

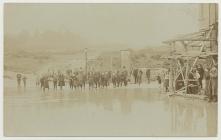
[4,85,217,136]
[168,97,217,136]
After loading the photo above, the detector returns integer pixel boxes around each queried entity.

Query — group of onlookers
[160,63,218,102]
[35,67,131,92]
[187,63,217,102]
[204,64,218,102]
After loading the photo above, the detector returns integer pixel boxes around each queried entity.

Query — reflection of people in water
[206,103,217,136]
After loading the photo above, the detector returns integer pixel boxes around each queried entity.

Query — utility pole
[110,56,113,72]
[85,48,88,80]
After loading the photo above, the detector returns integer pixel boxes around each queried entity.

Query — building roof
[163,32,216,44]
[161,50,217,60]
[163,24,217,44]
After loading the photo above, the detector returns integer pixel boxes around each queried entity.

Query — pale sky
[4,4,200,47]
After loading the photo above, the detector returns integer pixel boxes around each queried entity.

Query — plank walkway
[167,91,208,100]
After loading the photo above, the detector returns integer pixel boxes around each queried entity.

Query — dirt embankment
[4,49,91,80]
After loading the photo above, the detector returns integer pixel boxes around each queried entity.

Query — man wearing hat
[209,64,218,102]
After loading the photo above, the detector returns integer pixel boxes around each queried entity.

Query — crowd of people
[33,66,155,92]
[15,63,217,102]
[35,66,130,92]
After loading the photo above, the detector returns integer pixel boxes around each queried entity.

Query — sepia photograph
[2,2,219,137]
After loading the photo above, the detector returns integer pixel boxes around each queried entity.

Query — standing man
[204,67,211,96]
[146,69,151,84]
[192,68,200,94]
[133,68,138,84]
[43,76,50,92]
[40,75,44,89]
[197,64,204,89]
[35,75,40,87]
[209,64,218,102]
[53,74,58,90]
[122,66,128,86]
[58,73,65,90]
[22,75,27,88]
[137,70,143,86]
[164,71,169,92]
[156,74,161,88]
[16,73,22,87]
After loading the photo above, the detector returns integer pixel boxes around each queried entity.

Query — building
[120,49,131,70]
[199,4,218,29]
[199,3,218,52]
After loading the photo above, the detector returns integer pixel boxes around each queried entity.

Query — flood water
[4,79,217,136]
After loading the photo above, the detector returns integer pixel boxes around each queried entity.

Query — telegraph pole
[110,56,113,72]
[85,48,88,80]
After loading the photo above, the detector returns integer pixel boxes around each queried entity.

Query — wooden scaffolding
[162,22,218,94]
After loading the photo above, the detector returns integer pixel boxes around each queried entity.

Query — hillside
[4,30,171,75]
[91,45,171,71]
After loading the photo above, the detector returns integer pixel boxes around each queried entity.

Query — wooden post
[177,60,185,82]
[85,48,88,80]
[169,42,175,92]
[184,58,189,94]
[110,56,113,72]
[169,60,173,92]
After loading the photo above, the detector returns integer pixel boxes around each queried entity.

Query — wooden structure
[162,22,218,94]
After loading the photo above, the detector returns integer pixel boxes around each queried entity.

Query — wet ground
[4,79,217,136]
